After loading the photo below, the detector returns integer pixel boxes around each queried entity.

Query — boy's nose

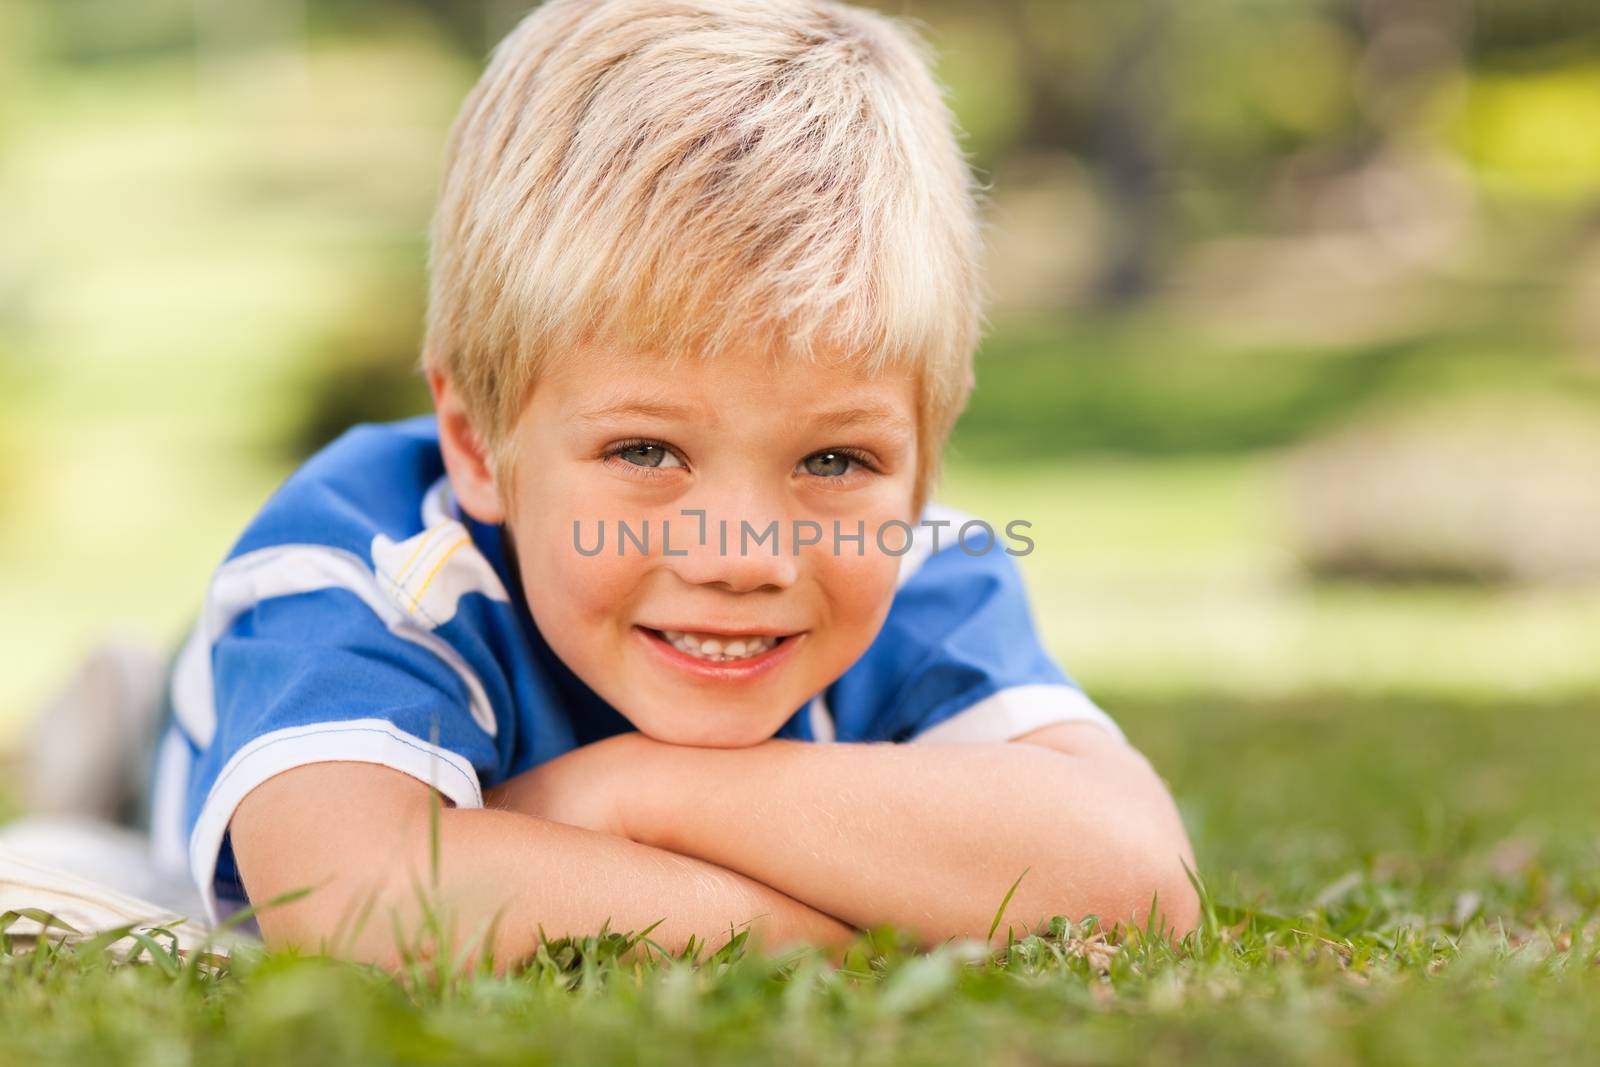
[662,503,803,593]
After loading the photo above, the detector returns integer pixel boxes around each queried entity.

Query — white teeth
[656,629,780,662]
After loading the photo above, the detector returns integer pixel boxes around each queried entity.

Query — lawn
[5,688,1598,1066]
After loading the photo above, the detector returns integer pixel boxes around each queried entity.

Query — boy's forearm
[608,734,1196,947]
[408,807,857,967]
[232,764,855,971]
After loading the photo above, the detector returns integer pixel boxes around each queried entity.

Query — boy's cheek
[530,547,646,631]
[813,544,902,617]
[514,496,647,608]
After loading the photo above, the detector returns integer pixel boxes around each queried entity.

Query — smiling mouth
[643,627,792,663]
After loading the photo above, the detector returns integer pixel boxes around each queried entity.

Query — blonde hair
[422,0,983,513]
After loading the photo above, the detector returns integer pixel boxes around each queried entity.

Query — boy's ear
[428,366,507,526]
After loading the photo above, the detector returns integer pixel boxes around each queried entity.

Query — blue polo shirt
[146,416,1121,921]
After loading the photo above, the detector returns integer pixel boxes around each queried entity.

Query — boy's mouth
[641,626,792,663]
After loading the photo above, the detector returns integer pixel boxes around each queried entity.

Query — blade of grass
[987,868,1029,944]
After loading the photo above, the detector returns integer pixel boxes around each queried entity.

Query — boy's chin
[624,709,784,750]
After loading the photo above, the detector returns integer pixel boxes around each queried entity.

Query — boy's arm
[502,724,1198,948]
[228,761,857,970]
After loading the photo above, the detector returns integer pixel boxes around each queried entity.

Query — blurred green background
[2,0,1599,738]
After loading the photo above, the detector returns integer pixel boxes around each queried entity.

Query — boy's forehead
[545,336,920,421]
[556,331,909,373]
[556,337,915,396]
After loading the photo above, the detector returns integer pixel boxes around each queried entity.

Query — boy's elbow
[1066,793,1200,938]
[1098,819,1201,938]
[1130,850,1202,938]
[1046,839,1200,942]
[230,762,459,968]
[251,870,419,969]
[1012,729,1199,938]
[1034,810,1200,941]
[990,843,1198,948]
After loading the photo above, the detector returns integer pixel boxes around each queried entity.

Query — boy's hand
[484,731,649,838]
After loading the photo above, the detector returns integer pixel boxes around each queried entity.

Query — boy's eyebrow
[810,405,913,434]
[573,400,912,435]
[573,399,704,424]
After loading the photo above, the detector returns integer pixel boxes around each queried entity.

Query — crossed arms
[230,721,1199,969]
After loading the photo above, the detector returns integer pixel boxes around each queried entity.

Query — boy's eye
[800,449,876,478]
[803,452,853,477]
[613,443,683,469]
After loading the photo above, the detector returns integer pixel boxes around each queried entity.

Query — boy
[148,0,1198,966]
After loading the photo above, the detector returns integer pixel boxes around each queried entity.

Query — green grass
[949,314,1600,464]
[5,691,1599,1065]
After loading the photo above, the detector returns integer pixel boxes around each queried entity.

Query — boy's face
[442,339,920,748]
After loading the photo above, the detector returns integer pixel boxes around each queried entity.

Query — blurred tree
[1083,0,1172,305]
[312,0,492,53]
[907,0,1596,312]
[288,245,434,460]
[939,0,1176,305]
[1468,0,1600,66]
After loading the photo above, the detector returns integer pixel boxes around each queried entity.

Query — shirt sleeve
[173,555,501,922]
[822,527,1125,746]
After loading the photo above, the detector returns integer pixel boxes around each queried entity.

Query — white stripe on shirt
[188,717,484,924]
[908,684,1126,745]
[171,542,500,747]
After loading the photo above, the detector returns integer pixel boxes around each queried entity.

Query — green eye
[803,452,852,477]
[620,445,664,467]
